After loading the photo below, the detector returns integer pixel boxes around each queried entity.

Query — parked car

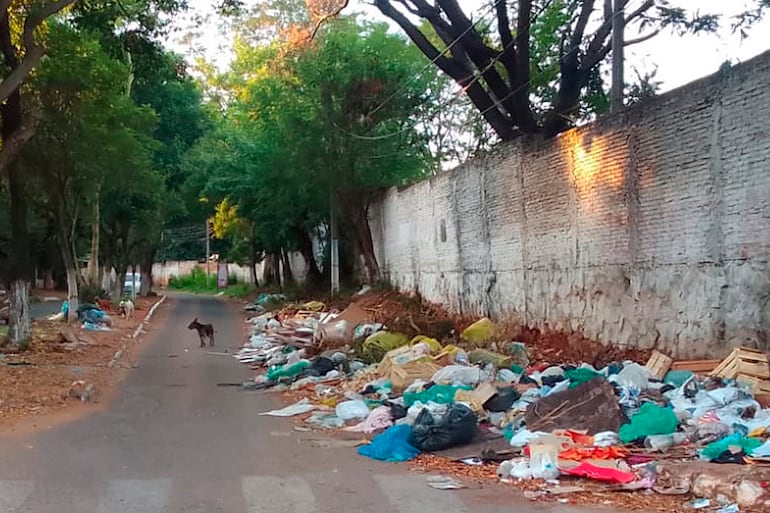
[124,273,141,295]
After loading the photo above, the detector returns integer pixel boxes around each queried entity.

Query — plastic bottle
[644,432,688,452]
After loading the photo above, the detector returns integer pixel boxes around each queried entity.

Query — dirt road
[0,294,597,513]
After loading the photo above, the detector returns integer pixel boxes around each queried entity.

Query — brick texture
[369,50,770,359]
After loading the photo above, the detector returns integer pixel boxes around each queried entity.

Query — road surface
[0,295,589,513]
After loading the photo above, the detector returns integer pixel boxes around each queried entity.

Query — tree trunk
[64,265,79,323]
[86,185,101,288]
[262,253,280,287]
[8,280,31,348]
[281,248,294,286]
[348,204,381,284]
[294,225,322,287]
[112,268,126,299]
[249,233,260,287]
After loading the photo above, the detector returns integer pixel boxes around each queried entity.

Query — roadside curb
[132,295,167,340]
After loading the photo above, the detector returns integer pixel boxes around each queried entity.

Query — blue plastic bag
[357,424,420,462]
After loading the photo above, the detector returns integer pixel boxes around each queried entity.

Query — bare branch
[570,0,595,50]
[308,0,350,40]
[624,29,659,46]
[624,0,654,25]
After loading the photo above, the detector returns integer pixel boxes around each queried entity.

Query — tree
[21,22,158,321]
[368,0,725,139]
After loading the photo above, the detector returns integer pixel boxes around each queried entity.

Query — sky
[166,0,770,93]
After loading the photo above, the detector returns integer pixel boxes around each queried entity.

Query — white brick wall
[370,50,770,359]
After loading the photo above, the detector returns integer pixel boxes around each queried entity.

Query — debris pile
[236,291,770,511]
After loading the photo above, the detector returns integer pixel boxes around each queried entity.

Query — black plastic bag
[484,388,520,412]
[307,357,336,377]
[408,404,477,452]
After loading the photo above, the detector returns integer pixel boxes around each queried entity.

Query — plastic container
[644,432,688,452]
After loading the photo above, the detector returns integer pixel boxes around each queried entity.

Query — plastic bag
[335,400,370,421]
[358,424,420,462]
[408,404,478,452]
[614,363,651,390]
[484,388,520,412]
[266,360,310,381]
[461,318,496,343]
[530,445,560,480]
[700,433,763,461]
[431,365,485,386]
[361,332,411,363]
[619,403,679,443]
[403,384,472,407]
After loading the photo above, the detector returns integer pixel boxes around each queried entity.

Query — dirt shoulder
[0,295,169,434]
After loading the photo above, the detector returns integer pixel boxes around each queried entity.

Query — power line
[341,0,557,141]
[365,0,503,120]
[342,0,628,142]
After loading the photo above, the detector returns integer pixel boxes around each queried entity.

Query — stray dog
[119,299,135,320]
[188,318,215,347]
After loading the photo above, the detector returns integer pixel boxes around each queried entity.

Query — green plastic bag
[565,368,602,388]
[362,332,410,363]
[403,384,472,407]
[619,403,679,443]
[267,360,310,381]
[700,434,763,461]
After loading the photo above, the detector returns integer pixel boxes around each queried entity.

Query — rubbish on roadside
[671,359,721,373]
[529,440,560,480]
[526,378,625,434]
[468,349,512,369]
[361,331,411,363]
[461,318,495,343]
[614,362,651,390]
[484,387,520,412]
[501,341,529,367]
[700,433,763,461]
[266,360,310,381]
[409,404,477,452]
[644,433,688,452]
[315,303,369,346]
[619,403,679,443]
[646,350,674,379]
[259,399,315,417]
[432,365,490,386]
[715,504,740,513]
[403,384,472,407]
[344,405,392,432]
[561,462,637,484]
[426,475,464,490]
[357,424,420,462]
[335,400,370,421]
[687,498,711,509]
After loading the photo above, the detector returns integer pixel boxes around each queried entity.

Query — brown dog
[188,318,215,347]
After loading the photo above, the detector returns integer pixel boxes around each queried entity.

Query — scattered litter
[426,475,464,490]
[687,498,711,509]
[259,399,315,417]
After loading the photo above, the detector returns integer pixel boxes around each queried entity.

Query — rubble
[235,289,770,512]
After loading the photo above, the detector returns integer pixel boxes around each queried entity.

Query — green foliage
[168,267,252,297]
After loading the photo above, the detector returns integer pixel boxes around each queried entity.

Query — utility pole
[330,199,339,296]
[611,0,626,114]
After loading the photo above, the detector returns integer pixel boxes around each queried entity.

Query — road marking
[0,480,33,513]
[242,476,316,513]
[373,474,470,513]
[96,479,172,513]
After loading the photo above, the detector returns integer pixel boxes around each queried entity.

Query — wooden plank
[711,349,739,378]
[737,360,770,379]
[645,351,673,380]
[670,359,721,373]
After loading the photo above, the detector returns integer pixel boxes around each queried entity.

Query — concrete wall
[152,255,308,287]
[370,51,770,359]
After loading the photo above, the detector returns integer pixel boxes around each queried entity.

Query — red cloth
[559,446,628,461]
[561,462,637,484]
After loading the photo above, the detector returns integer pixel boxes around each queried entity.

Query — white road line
[0,481,34,513]
[373,474,470,513]
[96,479,172,513]
[242,476,317,513]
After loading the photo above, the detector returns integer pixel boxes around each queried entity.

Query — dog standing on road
[119,299,135,320]
[188,318,215,347]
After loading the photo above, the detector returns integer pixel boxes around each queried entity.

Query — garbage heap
[236,301,770,512]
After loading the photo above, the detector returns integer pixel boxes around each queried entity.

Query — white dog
[119,299,135,320]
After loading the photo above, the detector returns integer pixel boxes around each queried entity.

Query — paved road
[0,295,586,513]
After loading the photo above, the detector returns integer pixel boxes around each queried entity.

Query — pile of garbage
[48,301,113,331]
[237,300,770,511]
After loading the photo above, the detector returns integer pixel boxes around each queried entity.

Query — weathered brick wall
[370,50,770,359]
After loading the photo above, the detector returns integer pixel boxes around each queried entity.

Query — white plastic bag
[431,365,482,386]
[335,400,370,421]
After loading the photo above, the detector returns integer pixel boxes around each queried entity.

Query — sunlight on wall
[560,129,626,218]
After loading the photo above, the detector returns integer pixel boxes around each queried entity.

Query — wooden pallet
[711,347,769,380]
[645,350,673,379]
[670,359,721,373]
[736,374,770,394]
